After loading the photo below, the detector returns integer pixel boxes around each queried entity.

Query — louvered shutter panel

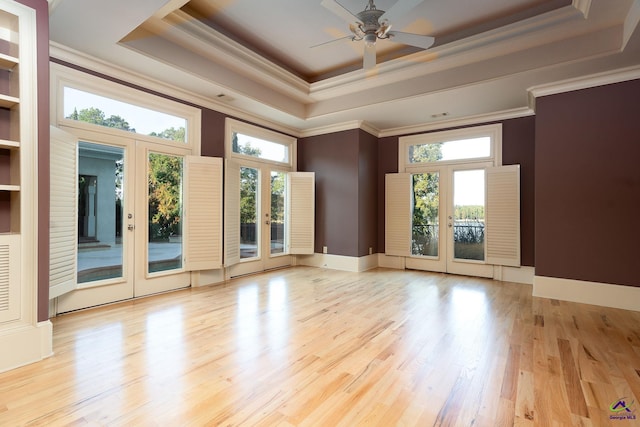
[0,235,20,322]
[224,160,241,267]
[486,165,520,266]
[287,172,315,254]
[184,156,223,271]
[49,126,78,299]
[385,173,411,257]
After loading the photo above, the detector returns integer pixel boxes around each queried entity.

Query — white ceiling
[48,0,640,136]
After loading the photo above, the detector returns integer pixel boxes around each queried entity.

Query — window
[408,137,491,163]
[63,87,189,143]
[52,63,201,151]
[400,124,501,169]
[225,118,295,167]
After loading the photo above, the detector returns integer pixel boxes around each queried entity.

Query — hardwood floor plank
[1,267,639,426]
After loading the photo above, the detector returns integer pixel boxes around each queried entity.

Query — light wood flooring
[1,267,640,426]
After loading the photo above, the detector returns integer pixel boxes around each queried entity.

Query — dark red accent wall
[298,129,379,257]
[377,136,399,253]
[535,79,640,288]
[357,130,378,255]
[298,130,360,256]
[200,108,227,158]
[502,116,535,267]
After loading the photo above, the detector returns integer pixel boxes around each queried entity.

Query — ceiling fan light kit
[320,0,435,69]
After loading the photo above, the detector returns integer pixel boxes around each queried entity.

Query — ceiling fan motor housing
[357,8,386,45]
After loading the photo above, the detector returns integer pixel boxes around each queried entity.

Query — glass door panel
[134,143,190,297]
[240,166,259,260]
[147,152,183,274]
[270,171,286,255]
[411,172,439,257]
[262,168,291,271]
[452,169,485,261]
[77,142,125,284]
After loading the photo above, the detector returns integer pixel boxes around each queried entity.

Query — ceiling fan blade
[363,43,376,69]
[310,35,353,49]
[382,0,425,24]
[320,0,361,24]
[388,31,435,49]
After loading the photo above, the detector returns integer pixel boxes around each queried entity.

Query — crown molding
[572,0,592,18]
[378,107,534,138]
[164,10,312,103]
[298,121,380,138]
[47,0,64,16]
[528,64,640,100]
[623,0,640,49]
[49,42,301,138]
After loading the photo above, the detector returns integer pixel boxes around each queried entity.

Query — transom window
[63,87,188,143]
[225,118,295,167]
[400,124,501,169]
[233,133,289,163]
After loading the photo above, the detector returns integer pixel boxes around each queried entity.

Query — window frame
[224,118,297,168]
[399,124,502,171]
[50,63,201,154]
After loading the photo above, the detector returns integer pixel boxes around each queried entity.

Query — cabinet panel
[0,233,20,323]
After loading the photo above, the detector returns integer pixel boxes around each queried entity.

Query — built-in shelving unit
[0,0,50,373]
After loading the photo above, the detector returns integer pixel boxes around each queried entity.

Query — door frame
[55,127,135,313]
[404,162,494,277]
[134,141,192,297]
[227,159,293,278]
[398,124,502,278]
[54,128,194,313]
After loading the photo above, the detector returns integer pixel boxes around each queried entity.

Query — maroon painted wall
[357,130,378,256]
[502,116,535,267]
[535,79,640,288]
[376,117,536,267]
[200,108,226,158]
[377,136,399,253]
[298,130,360,256]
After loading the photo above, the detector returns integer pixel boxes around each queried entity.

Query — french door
[55,129,191,313]
[227,162,292,277]
[404,163,494,278]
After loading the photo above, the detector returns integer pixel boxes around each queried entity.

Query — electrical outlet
[323,246,328,254]
[369,247,373,255]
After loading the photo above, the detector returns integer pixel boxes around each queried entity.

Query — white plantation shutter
[224,160,241,267]
[184,156,223,271]
[486,165,520,266]
[49,126,78,299]
[0,235,20,322]
[287,172,315,254]
[385,173,411,256]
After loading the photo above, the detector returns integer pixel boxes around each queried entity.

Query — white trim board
[533,276,640,312]
[296,253,378,273]
[0,321,53,373]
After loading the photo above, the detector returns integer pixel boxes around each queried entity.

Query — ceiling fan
[319,0,435,69]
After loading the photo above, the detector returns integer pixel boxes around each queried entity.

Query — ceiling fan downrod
[356,0,388,46]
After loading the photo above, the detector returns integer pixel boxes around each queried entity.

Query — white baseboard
[296,253,378,272]
[494,266,535,284]
[377,254,406,269]
[533,276,640,312]
[0,320,53,373]
[191,269,225,287]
